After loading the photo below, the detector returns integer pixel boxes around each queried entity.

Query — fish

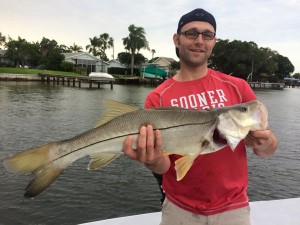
[3,99,268,198]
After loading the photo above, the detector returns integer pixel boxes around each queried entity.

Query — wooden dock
[116,76,164,86]
[249,82,285,90]
[39,74,114,89]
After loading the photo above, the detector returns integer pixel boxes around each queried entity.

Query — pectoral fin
[174,153,199,181]
[88,153,120,170]
[163,151,182,156]
[174,140,210,181]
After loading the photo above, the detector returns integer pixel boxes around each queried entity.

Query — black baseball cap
[176,8,216,58]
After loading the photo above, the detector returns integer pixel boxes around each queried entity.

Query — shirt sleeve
[144,92,161,109]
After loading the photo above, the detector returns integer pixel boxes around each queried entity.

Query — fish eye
[241,107,247,112]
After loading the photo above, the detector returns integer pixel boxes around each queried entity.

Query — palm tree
[69,43,83,52]
[59,44,71,53]
[151,49,156,59]
[108,37,114,59]
[97,33,114,71]
[123,24,149,76]
[86,36,101,57]
[0,32,6,48]
[99,33,114,60]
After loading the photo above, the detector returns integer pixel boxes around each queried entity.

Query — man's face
[174,21,216,67]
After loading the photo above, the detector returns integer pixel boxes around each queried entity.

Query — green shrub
[73,66,87,75]
[108,67,140,76]
[60,61,73,72]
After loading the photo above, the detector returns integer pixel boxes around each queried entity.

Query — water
[0,82,299,225]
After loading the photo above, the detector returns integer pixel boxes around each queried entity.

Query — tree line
[210,39,295,82]
[0,28,296,81]
[0,25,151,75]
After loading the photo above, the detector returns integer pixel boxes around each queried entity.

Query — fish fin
[3,144,52,174]
[3,143,64,198]
[163,151,176,156]
[95,100,140,127]
[88,153,120,170]
[174,153,198,181]
[24,166,64,198]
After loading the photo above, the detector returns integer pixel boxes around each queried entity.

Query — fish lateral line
[52,121,216,160]
[50,119,219,163]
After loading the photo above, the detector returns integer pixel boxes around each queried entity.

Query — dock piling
[38,74,114,90]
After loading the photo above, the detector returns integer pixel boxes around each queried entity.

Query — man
[123,8,278,225]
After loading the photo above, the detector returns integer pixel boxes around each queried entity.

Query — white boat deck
[80,198,300,225]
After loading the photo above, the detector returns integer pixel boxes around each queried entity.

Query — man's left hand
[244,129,278,158]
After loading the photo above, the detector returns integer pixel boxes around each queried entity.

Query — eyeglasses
[179,30,216,40]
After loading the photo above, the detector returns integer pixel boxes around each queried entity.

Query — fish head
[217,100,268,150]
[228,100,268,130]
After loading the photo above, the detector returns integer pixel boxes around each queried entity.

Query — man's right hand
[123,125,170,174]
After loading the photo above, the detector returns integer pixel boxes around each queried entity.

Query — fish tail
[3,143,64,198]
[3,144,52,174]
[24,164,64,198]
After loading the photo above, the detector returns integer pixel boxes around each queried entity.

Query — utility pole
[250,59,254,82]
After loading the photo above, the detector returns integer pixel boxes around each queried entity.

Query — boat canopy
[140,65,168,79]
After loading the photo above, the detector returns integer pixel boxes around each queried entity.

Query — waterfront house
[107,59,126,68]
[62,52,109,73]
[151,57,175,75]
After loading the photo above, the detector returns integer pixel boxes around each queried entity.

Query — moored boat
[89,72,115,81]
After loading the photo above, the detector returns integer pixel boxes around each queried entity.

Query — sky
[1,0,300,73]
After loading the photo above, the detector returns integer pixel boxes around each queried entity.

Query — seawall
[0,73,41,81]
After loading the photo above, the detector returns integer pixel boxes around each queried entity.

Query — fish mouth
[213,128,227,145]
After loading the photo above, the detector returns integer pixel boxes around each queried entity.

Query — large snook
[3,100,268,197]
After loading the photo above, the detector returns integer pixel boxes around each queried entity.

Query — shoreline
[0,73,41,81]
[0,73,162,86]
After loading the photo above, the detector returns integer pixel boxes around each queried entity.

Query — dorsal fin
[95,100,140,127]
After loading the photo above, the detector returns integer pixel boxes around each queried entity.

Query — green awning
[141,65,167,78]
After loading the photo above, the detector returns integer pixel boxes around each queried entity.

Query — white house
[107,59,126,68]
[62,52,109,73]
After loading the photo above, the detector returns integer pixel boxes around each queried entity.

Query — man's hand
[123,125,170,174]
[245,128,278,158]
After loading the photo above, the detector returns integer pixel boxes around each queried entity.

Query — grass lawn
[0,67,80,76]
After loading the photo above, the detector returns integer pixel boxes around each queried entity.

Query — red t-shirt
[145,69,256,215]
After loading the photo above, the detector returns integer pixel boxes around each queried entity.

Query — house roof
[108,59,121,63]
[107,59,126,68]
[152,57,175,65]
[62,52,109,65]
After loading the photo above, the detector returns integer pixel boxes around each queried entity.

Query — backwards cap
[176,8,216,57]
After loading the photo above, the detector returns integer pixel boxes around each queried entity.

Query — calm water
[0,81,299,225]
